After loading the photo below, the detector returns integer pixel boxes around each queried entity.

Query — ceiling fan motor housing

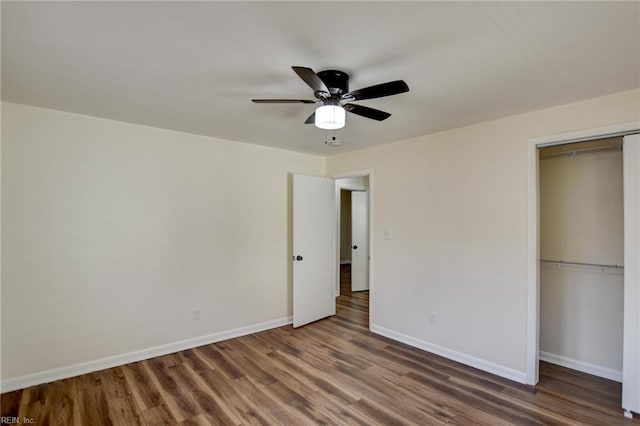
[317,70,349,97]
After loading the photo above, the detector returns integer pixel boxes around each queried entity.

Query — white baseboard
[371,324,527,384]
[340,260,351,265]
[1,316,292,393]
[539,351,622,382]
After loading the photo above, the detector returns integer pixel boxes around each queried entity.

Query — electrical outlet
[429,312,437,326]
[193,308,200,321]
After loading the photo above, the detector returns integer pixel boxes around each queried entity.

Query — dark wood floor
[340,263,353,297]
[2,265,637,425]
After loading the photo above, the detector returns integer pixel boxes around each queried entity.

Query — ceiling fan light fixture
[315,105,345,130]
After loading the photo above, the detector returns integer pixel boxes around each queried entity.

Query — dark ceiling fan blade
[304,112,316,124]
[343,80,409,101]
[292,66,330,95]
[344,103,391,121]
[252,99,317,104]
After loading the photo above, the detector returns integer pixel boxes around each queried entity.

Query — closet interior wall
[539,137,624,381]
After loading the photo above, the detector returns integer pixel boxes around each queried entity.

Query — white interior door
[293,174,335,328]
[622,134,640,416]
[351,191,369,291]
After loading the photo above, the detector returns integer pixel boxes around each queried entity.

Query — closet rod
[539,145,621,160]
[540,259,624,269]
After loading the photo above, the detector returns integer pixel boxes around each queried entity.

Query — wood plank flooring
[2,265,638,425]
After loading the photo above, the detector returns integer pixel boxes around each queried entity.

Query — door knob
[352,245,358,250]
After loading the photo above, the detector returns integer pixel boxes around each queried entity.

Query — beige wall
[2,88,639,385]
[540,265,623,374]
[540,149,623,266]
[539,149,623,377]
[326,89,640,377]
[1,102,324,380]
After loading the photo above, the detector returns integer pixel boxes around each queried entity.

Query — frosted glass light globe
[315,105,345,130]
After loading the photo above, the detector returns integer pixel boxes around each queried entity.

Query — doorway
[334,172,372,326]
[339,188,369,293]
[291,171,373,329]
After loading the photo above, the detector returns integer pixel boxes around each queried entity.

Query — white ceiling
[2,1,639,155]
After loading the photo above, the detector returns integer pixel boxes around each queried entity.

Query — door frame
[332,170,374,325]
[525,121,640,386]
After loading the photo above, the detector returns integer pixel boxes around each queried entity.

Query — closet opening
[537,137,624,403]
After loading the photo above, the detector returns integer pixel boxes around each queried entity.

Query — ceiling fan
[252,66,409,130]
